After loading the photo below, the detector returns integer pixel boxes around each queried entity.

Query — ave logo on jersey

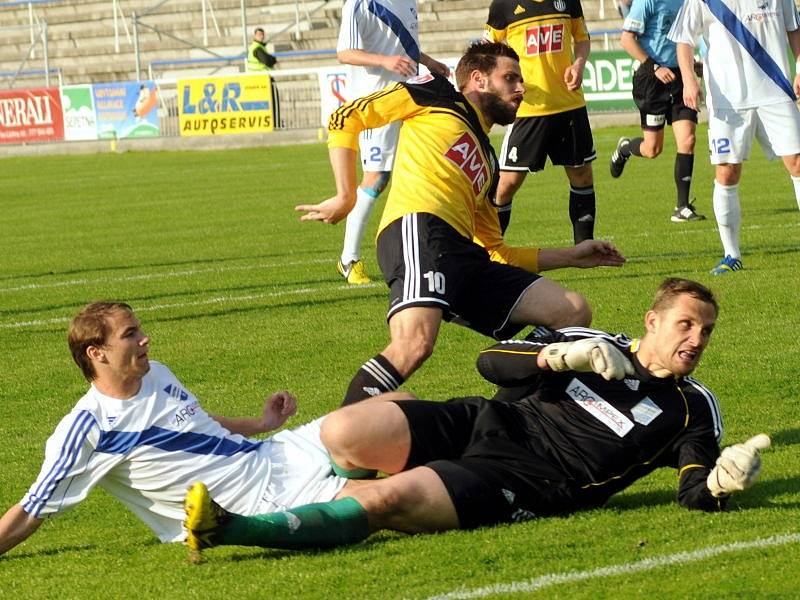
[525,23,564,55]
[444,132,490,194]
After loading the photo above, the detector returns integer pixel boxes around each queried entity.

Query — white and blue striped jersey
[668,0,800,110]
[21,362,345,542]
[337,0,421,98]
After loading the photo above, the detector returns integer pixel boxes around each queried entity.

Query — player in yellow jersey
[297,42,623,406]
[485,0,598,243]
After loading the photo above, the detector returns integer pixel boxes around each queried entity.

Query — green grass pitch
[0,125,798,598]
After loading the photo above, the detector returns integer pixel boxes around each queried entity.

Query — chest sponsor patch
[566,378,634,437]
[631,396,663,425]
[444,132,490,194]
[525,23,565,55]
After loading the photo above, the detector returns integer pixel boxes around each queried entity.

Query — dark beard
[480,92,517,126]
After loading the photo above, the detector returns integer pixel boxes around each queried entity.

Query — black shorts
[498,107,597,172]
[376,213,541,340]
[632,60,697,131]
[394,398,578,529]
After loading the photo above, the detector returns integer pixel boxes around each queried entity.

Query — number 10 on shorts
[423,271,446,294]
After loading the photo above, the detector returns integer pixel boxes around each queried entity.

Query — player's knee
[641,140,662,158]
[715,168,739,186]
[320,410,361,464]
[784,154,800,176]
[555,291,592,328]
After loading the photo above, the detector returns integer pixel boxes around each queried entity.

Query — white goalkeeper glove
[541,337,635,381]
[707,434,771,498]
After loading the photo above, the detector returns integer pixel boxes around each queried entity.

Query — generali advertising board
[0,87,64,144]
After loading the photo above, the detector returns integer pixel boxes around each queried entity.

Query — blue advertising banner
[93,81,160,139]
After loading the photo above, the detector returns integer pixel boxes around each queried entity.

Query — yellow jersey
[484,0,590,117]
[328,74,540,272]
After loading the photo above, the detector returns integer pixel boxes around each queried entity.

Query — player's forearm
[620,32,649,64]
[676,43,697,83]
[0,505,42,556]
[476,341,548,386]
[536,247,578,271]
[573,39,591,64]
[788,28,800,62]
[337,49,390,69]
[329,146,359,204]
[211,414,270,437]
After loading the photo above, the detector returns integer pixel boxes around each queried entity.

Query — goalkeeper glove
[542,337,635,381]
[707,434,771,498]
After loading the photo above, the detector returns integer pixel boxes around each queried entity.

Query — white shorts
[359,120,401,172]
[707,101,800,164]
[256,417,346,513]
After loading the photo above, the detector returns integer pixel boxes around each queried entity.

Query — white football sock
[791,175,800,211]
[341,187,378,265]
[712,181,741,259]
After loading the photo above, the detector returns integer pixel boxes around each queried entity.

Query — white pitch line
[0,258,334,294]
[425,532,800,600]
[2,222,798,294]
[0,282,383,330]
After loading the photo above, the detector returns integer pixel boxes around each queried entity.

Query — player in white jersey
[0,301,368,555]
[334,0,448,284]
[669,0,800,274]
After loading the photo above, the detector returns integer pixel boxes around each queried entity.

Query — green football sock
[331,461,377,479]
[215,497,370,550]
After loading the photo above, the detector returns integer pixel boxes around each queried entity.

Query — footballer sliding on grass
[0,279,771,558]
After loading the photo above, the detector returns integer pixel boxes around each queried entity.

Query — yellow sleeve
[473,200,540,273]
[572,17,590,43]
[483,23,506,43]
[328,83,421,151]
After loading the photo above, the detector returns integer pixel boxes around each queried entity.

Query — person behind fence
[248,26,280,127]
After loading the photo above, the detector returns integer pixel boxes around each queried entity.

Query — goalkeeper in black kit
[184,278,770,556]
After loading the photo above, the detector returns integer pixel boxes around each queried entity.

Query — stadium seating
[0,0,623,85]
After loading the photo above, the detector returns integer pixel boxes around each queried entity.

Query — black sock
[674,153,694,208]
[569,184,595,244]
[342,354,405,406]
[626,137,644,157]
[497,204,512,234]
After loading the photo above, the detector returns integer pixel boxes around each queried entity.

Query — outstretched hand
[571,239,626,268]
[295,195,351,224]
[260,391,298,432]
